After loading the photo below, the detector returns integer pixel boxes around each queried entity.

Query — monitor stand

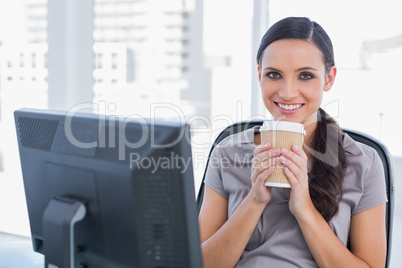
[42,197,86,268]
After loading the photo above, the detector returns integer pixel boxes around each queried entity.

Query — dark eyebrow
[264,67,282,72]
[296,67,318,72]
[264,67,318,72]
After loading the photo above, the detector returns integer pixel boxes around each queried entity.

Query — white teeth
[278,103,302,110]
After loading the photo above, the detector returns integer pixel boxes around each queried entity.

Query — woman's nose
[278,80,298,100]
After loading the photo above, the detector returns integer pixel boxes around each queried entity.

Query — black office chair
[196,120,395,268]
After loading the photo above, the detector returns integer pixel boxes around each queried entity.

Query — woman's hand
[280,145,315,220]
[250,143,280,204]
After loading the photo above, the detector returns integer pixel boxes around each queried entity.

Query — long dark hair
[257,17,346,221]
[309,108,346,222]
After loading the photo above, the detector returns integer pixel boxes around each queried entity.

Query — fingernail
[293,145,299,151]
[267,166,274,171]
[279,156,287,163]
[265,143,270,148]
[282,148,289,155]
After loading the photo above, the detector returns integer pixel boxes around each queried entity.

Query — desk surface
[0,232,44,267]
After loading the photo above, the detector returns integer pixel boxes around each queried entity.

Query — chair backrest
[196,120,395,268]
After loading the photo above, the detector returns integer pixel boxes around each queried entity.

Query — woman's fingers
[253,166,275,185]
[253,142,271,156]
[252,144,307,187]
[281,146,306,169]
[251,144,281,186]
[251,155,280,184]
[280,155,305,183]
[277,146,309,192]
[280,146,307,173]
[253,147,281,168]
[283,166,299,188]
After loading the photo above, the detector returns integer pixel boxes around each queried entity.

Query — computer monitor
[14,108,202,268]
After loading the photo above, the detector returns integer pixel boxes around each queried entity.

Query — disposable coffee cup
[259,121,306,188]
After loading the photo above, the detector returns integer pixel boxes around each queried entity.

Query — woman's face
[258,39,336,127]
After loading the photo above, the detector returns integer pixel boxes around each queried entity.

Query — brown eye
[267,72,281,79]
[299,73,314,80]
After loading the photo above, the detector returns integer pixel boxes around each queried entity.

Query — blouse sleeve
[352,148,388,215]
[203,145,229,199]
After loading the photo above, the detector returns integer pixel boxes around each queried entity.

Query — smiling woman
[198,17,387,268]
[258,39,334,127]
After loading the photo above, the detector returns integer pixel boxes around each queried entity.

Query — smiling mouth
[274,102,304,111]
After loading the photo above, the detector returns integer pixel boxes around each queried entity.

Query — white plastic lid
[259,121,306,135]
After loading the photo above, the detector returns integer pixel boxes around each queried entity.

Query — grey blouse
[204,126,388,267]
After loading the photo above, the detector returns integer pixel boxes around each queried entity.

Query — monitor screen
[14,108,202,268]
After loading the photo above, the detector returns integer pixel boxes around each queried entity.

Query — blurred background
[0,0,401,266]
